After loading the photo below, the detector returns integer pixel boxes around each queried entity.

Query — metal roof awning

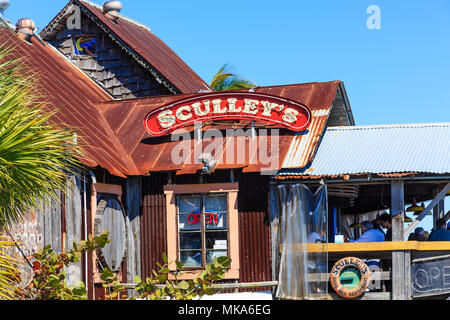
[277,123,450,180]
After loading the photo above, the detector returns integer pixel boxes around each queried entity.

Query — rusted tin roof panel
[0,27,137,177]
[76,0,211,94]
[98,81,340,175]
[2,23,341,178]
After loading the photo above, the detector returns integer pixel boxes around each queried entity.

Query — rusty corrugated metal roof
[41,0,211,95]
[2,26,341,178]
[0,27,137,177]
[97,81,341,176]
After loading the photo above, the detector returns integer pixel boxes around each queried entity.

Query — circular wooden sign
[94,197,127,272]
[330,257,371,299]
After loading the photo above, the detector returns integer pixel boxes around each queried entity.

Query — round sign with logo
[330,257,371,299]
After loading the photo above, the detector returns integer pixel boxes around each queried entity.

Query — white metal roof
[278,122,450,177]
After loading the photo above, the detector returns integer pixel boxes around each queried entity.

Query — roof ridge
[78,0,153,33]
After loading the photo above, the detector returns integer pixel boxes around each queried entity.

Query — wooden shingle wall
[48,12,171,100]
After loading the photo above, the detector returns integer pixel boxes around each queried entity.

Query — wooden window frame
[164,183,239,280]
[176,193,229,270]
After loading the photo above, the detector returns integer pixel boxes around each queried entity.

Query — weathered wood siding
[3,172,84,287]
[47,10,171,99]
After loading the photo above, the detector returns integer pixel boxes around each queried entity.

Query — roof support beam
[403,183,450,237]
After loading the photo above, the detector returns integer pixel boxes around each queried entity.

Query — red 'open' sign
[144,92,311,136]
[187,213,219,225]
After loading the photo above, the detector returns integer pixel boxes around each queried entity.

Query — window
[164,183,239,280]
[177,194,228,268]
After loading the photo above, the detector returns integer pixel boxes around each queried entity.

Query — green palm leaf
[210,64,255,92]
[0,44,80,227]
[0,237,21,300]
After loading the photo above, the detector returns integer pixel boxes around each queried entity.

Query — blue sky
[4,0,449,233]
[5,0,450,126]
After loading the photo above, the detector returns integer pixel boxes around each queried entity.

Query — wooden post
[125,176,141,297]
[391,180,411,300]
[433,199,445,228]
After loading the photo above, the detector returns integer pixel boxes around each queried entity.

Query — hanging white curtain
[271,183,328,300]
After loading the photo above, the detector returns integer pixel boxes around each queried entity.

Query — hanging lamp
[406,199,422,213]
[413,201,425,216]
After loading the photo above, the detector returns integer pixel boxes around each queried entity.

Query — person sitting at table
[351,220,385,242]
[408,227,427,241]
[428,218,450,241]
[379,213,392,241]
[307,225,327,244]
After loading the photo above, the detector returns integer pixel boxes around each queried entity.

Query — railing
[121,281,279,291]
[305,241,450,300]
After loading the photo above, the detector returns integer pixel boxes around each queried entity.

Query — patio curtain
[271,183,328,300]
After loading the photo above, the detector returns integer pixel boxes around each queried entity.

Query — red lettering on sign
[144,92,311,137]
[186,213,220,225]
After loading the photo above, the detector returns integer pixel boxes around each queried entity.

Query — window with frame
[177,193,228,268]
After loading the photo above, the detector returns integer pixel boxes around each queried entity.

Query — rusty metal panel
[238,211,272,286]
[140,192,167,279]
[0,27,137,178]
[96,81,340,176]
[2,23,341,179]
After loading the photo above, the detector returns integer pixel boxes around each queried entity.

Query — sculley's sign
[144,92,311,136]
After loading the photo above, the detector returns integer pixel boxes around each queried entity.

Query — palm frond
[0,237,21,300]
[0,43,81,227]
[210,64,255,92]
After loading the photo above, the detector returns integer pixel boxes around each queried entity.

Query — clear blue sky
[4,0,449,233]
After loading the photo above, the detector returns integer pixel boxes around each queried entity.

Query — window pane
[205,231,227,250]
[180,232,202,250]
[204,195,227,212]
[205,212,227,230]
[178,213,201,231]
[180,251,202,268]
[178,195,201,214]
[206,250,228,265]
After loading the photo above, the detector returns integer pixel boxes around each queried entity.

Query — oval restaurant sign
[144,92,311,136]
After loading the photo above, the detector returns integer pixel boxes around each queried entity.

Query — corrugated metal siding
[279,123,450,177]
[281,108,331,169]
[238,211,271,286]
[237,173,271,286]
[140,193,167,279]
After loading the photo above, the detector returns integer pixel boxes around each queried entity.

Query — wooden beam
[391,180,409,300]
[404,183,450,237]
[308,271,390,282]
[121,281,279,290]
[305,241,450,253]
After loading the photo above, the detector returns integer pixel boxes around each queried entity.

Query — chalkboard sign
[94,197,127,272]
[411,255,450,297]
